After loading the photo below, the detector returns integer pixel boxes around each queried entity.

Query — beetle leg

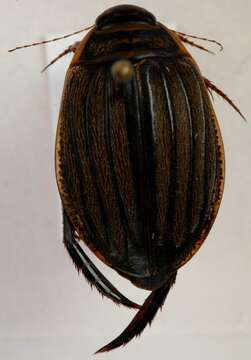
[178,35,215,54]
[63,210,141,310]
[175,31,223,52]
[204,77,246,120]
[95,272,177,353]
[41,42,80,73]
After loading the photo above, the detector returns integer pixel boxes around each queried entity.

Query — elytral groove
[140,63,158,273]
[159,64,176,251]
[173,67,193,246]
[185,64,207,235]
[188,66,207,234]
[88,68,136,258]
[62,69,103,250]
[84,71,111,250]
[163,64,189,248]
[200,80,218,224]
[105,73,129,256]
[123,67,146,257]
[109,77,140,255]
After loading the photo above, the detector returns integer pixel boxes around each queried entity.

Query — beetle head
[95,4,156,30]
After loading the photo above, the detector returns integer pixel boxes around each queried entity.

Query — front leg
[41,41,80,72]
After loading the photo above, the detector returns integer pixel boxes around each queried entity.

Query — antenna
[8,25,94,53]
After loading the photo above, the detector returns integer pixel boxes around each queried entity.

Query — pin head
[111,59,134,83]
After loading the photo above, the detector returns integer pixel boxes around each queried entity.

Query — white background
[1,1,250,359]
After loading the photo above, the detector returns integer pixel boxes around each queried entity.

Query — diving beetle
[9,4,245,354]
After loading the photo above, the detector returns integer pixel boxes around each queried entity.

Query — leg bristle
[94,272,177,354]
[63,209,141,310]
[204,77,246,121]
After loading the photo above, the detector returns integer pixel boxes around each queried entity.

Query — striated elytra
[55,4,243,354]
[10,3,244,354]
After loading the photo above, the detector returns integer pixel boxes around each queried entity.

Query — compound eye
[111,59,134,83]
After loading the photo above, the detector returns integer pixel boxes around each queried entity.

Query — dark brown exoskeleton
[9,4,245,354]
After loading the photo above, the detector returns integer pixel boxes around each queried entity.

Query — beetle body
[55,4,225,352]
